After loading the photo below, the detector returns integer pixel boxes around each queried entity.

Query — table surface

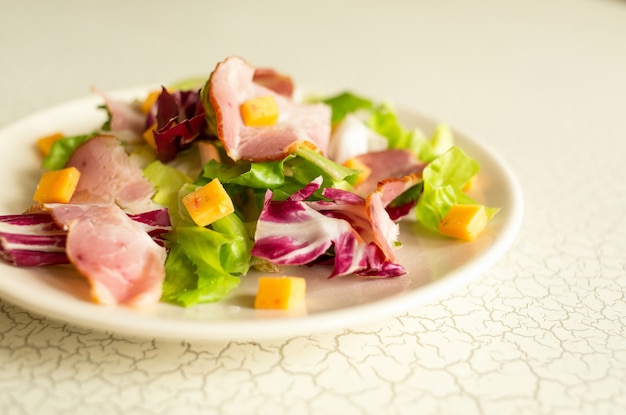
[1,0,625,414]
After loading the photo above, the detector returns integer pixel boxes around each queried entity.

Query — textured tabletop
[1,1,625,414]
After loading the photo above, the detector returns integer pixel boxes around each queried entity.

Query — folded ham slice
[352,149,426,197]
[364,174,423,261]
[94,88,146,142]
[252,67,294,98]
[47,204,167,306]
[207,56,331,162]
[67,135,157,214]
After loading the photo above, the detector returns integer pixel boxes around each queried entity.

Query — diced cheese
[342,157,371,185]
[33,167,81,203]
[182,178,234,227]
[36,132,64,157]
[141,90,161,114]
[254,276,306,309]
[240,95,279,127]
[142,122,157,149]
[438,204,488,241]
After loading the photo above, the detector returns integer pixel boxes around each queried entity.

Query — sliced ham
[252,67,295,97]
[365,174,423,261]
[313,173,422,263]
[0,208,171,268]
[208,56,331,162]
[67,135,157,214]
[352,149,426,197]
[93,88,146,143]
[47,204,167,306]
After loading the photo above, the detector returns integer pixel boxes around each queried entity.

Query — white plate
[0,88,523,341]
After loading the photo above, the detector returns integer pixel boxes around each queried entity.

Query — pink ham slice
[208,56,331,162]
[314,173,423,264]
[365,174,423,261]
[352,149,426,197]
[47,203,167,306]
[93,88,146,141]
[67,135,156,214]
[252,67,295,98]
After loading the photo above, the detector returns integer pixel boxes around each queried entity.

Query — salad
[0,56,498,308]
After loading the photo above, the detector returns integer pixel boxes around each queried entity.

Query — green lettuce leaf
[366,103,411,149]
[210,212,253,276]
[168,76,207,91]
[292,145,359,188]
[412,124,454,163]
[197,157,291,189]
[320,91,374,124]
[143,160,193,225]
[196,157,296,217]
[161,213,252,307]
[197,146,359,204]
[366,103,455,162]
[416,146,498,231]
[199,147,358,190]
[316,91,455,164]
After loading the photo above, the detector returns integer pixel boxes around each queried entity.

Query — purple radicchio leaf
[0,208,172,267]
[252,177,406,278]
[146,87,209,162]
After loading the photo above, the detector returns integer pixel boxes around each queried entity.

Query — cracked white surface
[1,0,626,414]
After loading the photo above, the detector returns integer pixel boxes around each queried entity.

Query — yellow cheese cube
[141,90,161,114]
[438,204,488,241]
[240,95,279,127]
[342,157,371,185]
[254,276,306,310]
[36,132,64,157]
[182,178,234,227]
[33,167,81,203]
[142,122,157,149]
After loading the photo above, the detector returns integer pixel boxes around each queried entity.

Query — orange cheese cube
[254,276,306,309]
[240,95,279,127]
[36,132,64,157]
[182,178,234,227]
[438,204,488,241]
[33,167,81,203]
[142,122,157,149]
[342,157,371,185]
